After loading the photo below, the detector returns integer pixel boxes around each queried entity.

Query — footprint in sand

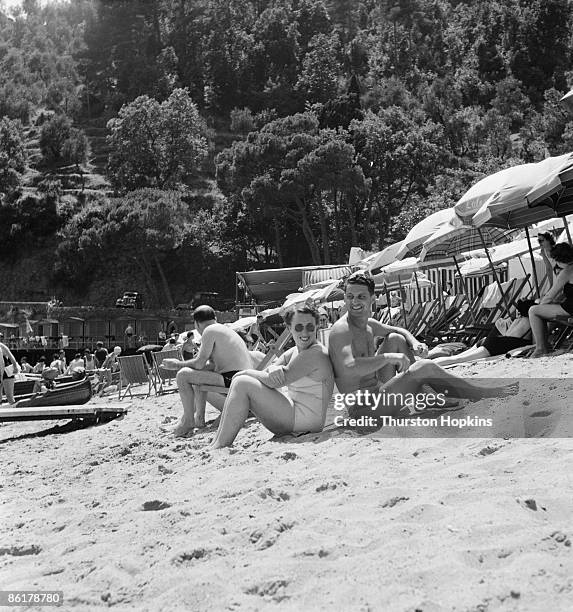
[171,548,215,565]
[0,544,42,556]
[244,579,289,600]
[380,496,409,508]
[258,488,290,501]
[141,500,171,511]
[281,452,297,461]
[530,410,552,418]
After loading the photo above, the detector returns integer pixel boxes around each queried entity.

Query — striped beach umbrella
[420,218,516,262]
[395,209,453,260]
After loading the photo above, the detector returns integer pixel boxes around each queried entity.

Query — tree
[39,113,71,163]
[351,107,447,248]
[296,33,341,103]
[106,88,207,193]
[0,116,26,200]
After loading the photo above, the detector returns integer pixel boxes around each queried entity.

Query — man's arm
[369,318,427,355]
[183,328,216,369]
[328,328,409,378]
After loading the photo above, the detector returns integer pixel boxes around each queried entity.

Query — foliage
[106,88,207,193]
[0,116,26,199]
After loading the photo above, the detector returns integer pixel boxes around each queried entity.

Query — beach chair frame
[152,348,182,395]
[117,354,156,400]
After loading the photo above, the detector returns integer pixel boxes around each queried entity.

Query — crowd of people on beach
[3,234,572,445]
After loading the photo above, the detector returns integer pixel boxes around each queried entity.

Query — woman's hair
[283,305,319,326]
[538,231,556,246]
[550,242,573,265]
[515,299,536,317]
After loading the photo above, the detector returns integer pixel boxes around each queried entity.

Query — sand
[2,355,573,611]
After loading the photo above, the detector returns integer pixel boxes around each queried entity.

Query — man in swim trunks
[329,272,517,420]
[161,305,252,436]
[329,272,426,397]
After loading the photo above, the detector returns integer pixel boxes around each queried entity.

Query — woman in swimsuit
[211,305,334,448]
[529,242,573,357]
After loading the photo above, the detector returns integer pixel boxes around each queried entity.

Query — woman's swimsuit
[282,344,334,433]
[561,282,573,316]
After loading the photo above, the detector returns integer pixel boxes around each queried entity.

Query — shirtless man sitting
[161,305,252,436]
[329,272,518,422]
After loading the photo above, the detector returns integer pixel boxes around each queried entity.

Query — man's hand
[412,341,428,358]
[161,358,183,371]
[384,353,411,373]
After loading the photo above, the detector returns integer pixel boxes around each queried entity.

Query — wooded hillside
[1,0,572,307]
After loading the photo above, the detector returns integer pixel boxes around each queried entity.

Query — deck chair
[420,295,466,343]
[117,354,156,400]
[152,348,182,395]
[196,327,293,397]
[0,403,128,423]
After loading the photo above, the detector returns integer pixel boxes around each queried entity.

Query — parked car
[115,291,143,309]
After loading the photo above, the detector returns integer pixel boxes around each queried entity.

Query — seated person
[50,351,66,375]
[211,305,334,448]
[32,356,47,374]
[19,356,33,374]
[529,243,573,357]
[83,349,96,371]
[328,272,518,421]
[32,367,59,395]
[161,306,252,436]
[162,335,179,351]
[66,352,86,377]
[538,231,557,289]
[97,346,122,394]
[430,299,534,366]
[181,331,197,360]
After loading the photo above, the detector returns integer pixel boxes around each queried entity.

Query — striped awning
[302,266,351,287]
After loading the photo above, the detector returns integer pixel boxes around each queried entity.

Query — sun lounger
[0,403,128,423]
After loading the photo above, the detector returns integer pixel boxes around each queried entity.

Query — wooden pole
[397,275,408,325]
[477,228,511,313]
[453,255,476,323]
[524,226,541,299]
[563,215,572,243]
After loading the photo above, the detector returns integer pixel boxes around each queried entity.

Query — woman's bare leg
[433,346,490,367]
[211,375,295,448]
[529,304,569,357]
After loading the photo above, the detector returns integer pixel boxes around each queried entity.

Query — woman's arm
[539,269,570,304]
[256,348,321,388]
[1,342,19,370]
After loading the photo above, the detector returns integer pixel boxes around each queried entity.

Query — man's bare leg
[376,332,416,383]
[369,359,519,419]
[173,368,227,437]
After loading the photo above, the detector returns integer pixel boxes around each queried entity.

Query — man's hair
[344,272,375,295]
[21,356,27,362]
[550,242,573,265]
[283,305,319,326]
[96,341,103,346]
[515,298,536,317]
[193,305,216,323]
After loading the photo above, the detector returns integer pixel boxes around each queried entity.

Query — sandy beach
[2,355,573,611]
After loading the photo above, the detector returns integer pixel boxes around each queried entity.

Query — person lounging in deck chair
[429,299,535,366]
